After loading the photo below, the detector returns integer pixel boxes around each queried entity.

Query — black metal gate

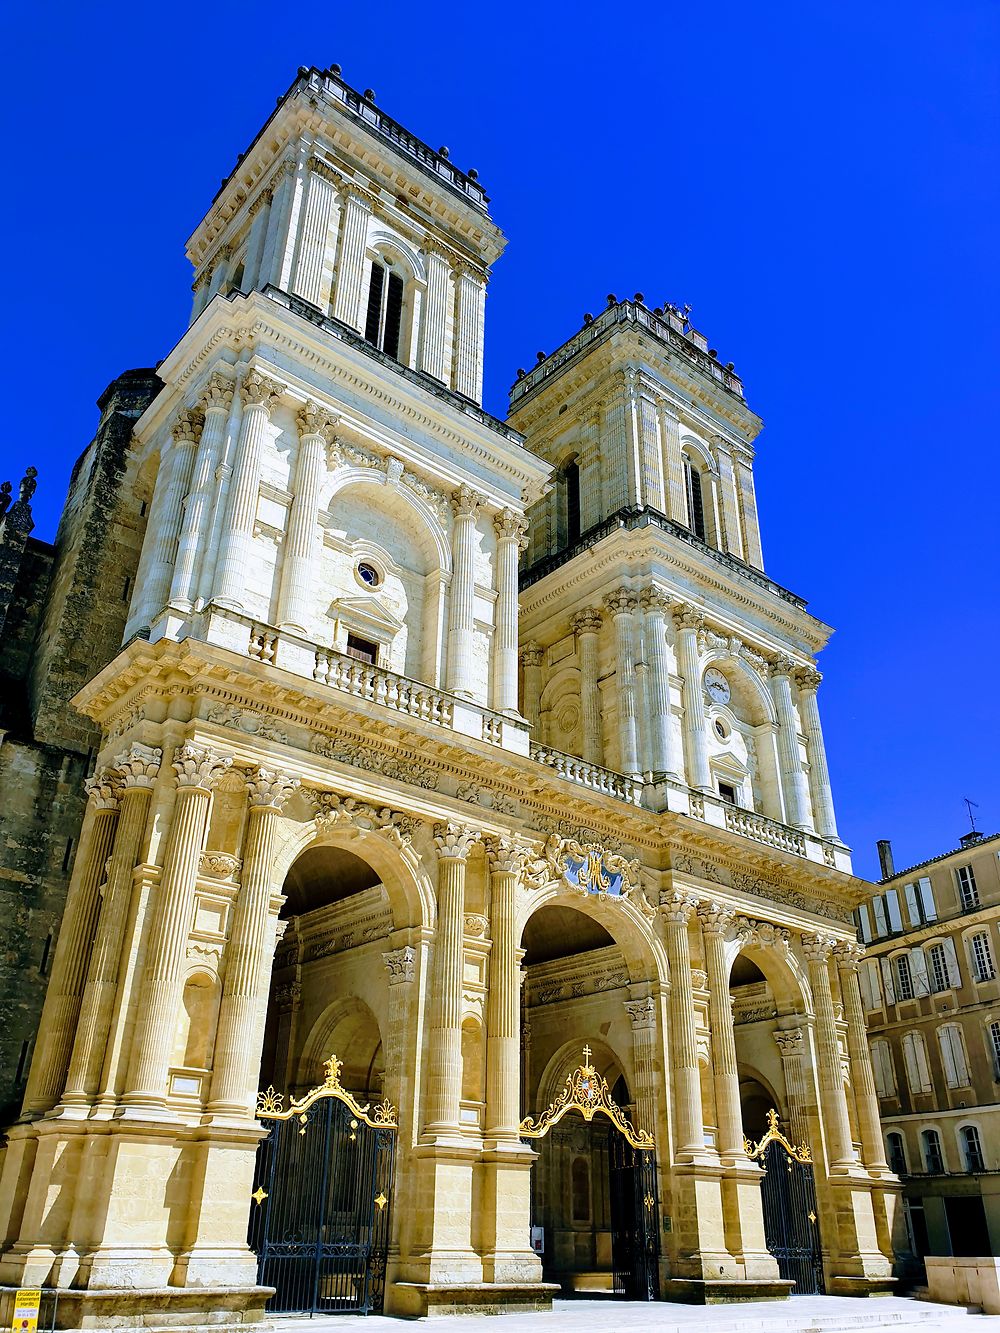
[608,1127,661,1300]
[749,1110,823,1294]
[248,1055,397,1315]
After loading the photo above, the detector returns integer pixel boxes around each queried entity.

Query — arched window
[683,456,707,541]
[960,1124,985,1172]
[886,1131,907,1174]
[927,942,950,993]
[571,1155,591,1222]
[564,460,581,544]
[969,930,996,983]
[921,1128,944,1173]
[364,259,405,359]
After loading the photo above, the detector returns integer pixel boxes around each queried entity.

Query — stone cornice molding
[434,821,481,860]
[246,767,300,810]
[570,609,604,636]
[173,743,233,790]
[111,743,162,790]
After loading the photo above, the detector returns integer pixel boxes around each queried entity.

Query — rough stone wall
[0,367,161,1120]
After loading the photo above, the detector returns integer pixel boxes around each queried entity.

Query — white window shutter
[903,1035,919,1092]
[873,896,889,936]
[919,877,937,921]
[915,1035,932,1092]
[858,904,873,943]
[904,883,921,926]
[886,889,904,933]
[943,938,963,989]
[953,1029,970,1086]
[910,947,929,996]
[881,956,897,1004]
[861,959,881,1009]
[939,1028,959,1087]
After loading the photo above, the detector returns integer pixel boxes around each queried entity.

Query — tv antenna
[964,797,980,834]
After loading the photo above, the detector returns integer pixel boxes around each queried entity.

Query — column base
[0,1283,273,1331]
[663,1277,793,1304]
[827,1275,898,1296]
[389,1280,558,1317]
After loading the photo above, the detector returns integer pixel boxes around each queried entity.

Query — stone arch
[518,884,668,990]
[324,470,450,574]
[701,650,776,727]
[366,225,427,284]
[724,932,811,1015]
[679,431,719,478]
[535,1035,629,1118]
[298,994,384,1096]
[538,665,582,753]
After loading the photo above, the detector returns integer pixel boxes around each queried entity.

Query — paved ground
[274,1294,994,1330]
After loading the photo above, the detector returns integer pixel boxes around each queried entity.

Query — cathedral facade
[0,67,901,1327]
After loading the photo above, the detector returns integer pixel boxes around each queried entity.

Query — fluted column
[426,823,479,1132]
[446,486,481,699]
[801,933,857,1171]
[698,902,745,1162]
[454,267,485,402]
[260,158,297,289]
[420,245,452,382]
[734,456,764,569]
[769,659,813,831]
[124,744,232,1108]
[835,943,890,1172]
[291,162,336,306]
[520,644,543,730]
[604,589,640,777]
[21,771,121,1115]
[140,409,204,625]
[796,667,839,839]
[624,995,657,1137]
[713,439,745,559]
[276,403,336,633]
[660,893,707,1158]
[170,374,234,610]
[640,587,681,779]
[242,192,271,291]
[484,838,525,1139]
[212,370,281,610]
[772,1028,810,1146]
[209,768,298,1116]
[674,605,711,791]
[61,745,162,1105]
[571,609,604,765]
[332,188,373,329]
[492,510,527,715]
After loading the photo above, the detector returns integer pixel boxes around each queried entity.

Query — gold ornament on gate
[519,1044,653,1150]
[744,1108,812,1164]
[254,1051,398,1129]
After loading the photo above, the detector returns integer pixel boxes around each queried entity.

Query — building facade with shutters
[856,832,1000,1265]
[0,66,900,1329]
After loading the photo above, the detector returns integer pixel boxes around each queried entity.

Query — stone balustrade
[529,743,643,805]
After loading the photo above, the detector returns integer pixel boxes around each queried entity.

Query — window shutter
[860,959,881,1009]
[919,877,937,921]
[364,262,385,345]
[915,1035,932,1092]
[943,938,963,989]
[904,882,921,926]
[873,896,889,937]
[938,1027,959,1087]
[857,903,873,943]
[885,889,904,933]
[881,956,896,1004]
[910,947,929,997]
[902,1035,919,1092]
[953,1029,970,1086]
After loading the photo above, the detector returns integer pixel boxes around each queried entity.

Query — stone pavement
[273,1295,996,1330]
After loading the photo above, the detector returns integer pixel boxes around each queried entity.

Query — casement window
[969,931,996,983]
[960,1124,986,1172]
[683,457,707,541]
[364,259,405,359]
[987,1021,1000,1079]
[956,864,979,911]
[894,954,915,1001]
[927,943,951,993]
[886,1131,907,1174]
[922,1128,944,1173]
[937,1024,971,1089]
[902,1032,933,1094]
[871,1040,897,1097]
[860,959,882,1010]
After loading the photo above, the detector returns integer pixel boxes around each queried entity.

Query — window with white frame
[894,953,915,1001]
[871,1039,897,1097]
[886,1131,907,1174]
[902,1031,933,1094]
[987,1021,1000,1079]
[922,1127,944,1173]
[937,1024,971,1089]
[969,931,996,983]
[956,864,979,910]
[927,942,951,993]
[960,1124,986,1172]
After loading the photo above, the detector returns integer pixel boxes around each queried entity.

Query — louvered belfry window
[364,260,404,359]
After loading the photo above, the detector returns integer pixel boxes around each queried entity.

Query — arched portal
[519,894,664,1297]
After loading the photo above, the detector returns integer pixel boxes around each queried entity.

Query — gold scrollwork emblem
[255,1052,399,1130]
[519,1044,653,1151]
[744,1108,812,1165]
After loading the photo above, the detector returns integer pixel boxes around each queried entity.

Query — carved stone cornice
[173,744,233,791]
[246,767,299,810]
[297,402,339,442]
[493,508,529,549]
[84,768,120,810]
[200,371,235,414]
[570,608,603,635]
[603,588,637,617]
[110,743,162,790]
[433,822,480,860]
[383,945,416,984]
[172,408,205,444]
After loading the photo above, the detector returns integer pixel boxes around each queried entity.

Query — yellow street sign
[11,1287,41,1333]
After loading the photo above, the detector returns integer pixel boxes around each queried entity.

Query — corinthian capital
[625,996,656,1031]
[800,932,836,964]
[493,508,529,549]
[770,655,797,679]
[795,666,823,693]
[241,370,283,410]
[111,743,162,789]
[520,642,543,667]
[773,1027,804,1057]
[434,822,480,860]
[696,900,736,935]
[84,768,120,810]
[659,889,699,923]
[172,408,205,444]
[672,604,705,633]
[485,834,531,876]
[451,484,483,519]
[247,767,299,810]
[603,588,637,617]
[172,743,233,790]
[833,940,865,970]
[639,586,672,614]
[297,402,339,441]
[571,608,604,636]
[200,371,235,414]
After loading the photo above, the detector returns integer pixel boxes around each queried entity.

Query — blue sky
[2,2,996,881]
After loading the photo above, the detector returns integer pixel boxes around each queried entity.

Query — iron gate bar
[746,1109,823,1295]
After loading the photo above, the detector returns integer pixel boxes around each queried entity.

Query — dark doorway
[755,1135,823,1293]
[945,1196,990,1257]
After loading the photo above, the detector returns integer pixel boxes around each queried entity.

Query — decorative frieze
[310,791,419,847]
[207,702,288,743]
[308,734,437,790]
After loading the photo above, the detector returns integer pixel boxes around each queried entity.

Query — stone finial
[0,481,12,517]
[19,467,37,504]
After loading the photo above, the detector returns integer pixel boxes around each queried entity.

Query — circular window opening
[357,561,381,588]
[714,718,730,740]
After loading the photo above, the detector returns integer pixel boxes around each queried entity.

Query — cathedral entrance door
[748,1110,823,1294]
[248,1054,397,1315]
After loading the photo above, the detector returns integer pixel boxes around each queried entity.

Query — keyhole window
[364,260,404,359]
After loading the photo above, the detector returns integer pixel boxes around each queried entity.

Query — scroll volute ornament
[84,768,121,810]
[200,371,235,414]
[246,768,299,810]
[112,743,162,789]
[241,369,282,410]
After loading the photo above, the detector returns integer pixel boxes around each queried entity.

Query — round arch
[365,226,427,284]
[323,470,450,574]
[701,650,777,726]
[724,933,812,1015]
[517,884,668,990]
[679,432,720,478]
[298,994,385,1095]
[534,1035,629,1119]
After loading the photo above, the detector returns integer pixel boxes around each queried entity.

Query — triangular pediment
[329,595,404,634]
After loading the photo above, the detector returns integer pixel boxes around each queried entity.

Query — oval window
[357,562,380,588]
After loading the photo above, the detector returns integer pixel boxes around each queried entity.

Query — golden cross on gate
[582,1044,592,1065]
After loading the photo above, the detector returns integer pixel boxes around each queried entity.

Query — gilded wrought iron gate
[608,1127,661,1300]
[248,1055,397,1315]
[747,1110,823,1295]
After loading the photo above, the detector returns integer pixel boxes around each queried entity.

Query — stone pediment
[329,595,403,635]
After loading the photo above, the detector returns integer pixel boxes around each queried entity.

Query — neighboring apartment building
[857,830,1000,1263]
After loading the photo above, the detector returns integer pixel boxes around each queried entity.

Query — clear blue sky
[2,2,996,881]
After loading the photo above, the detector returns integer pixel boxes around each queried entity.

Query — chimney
[877,840,895,879]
